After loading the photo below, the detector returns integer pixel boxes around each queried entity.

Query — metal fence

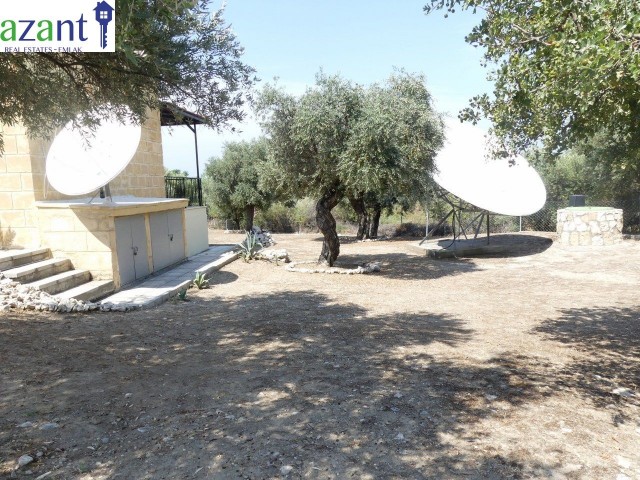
[165,176,202,206]
[426,194,640,237]
[208,217,242,231]
[519,196,640,234]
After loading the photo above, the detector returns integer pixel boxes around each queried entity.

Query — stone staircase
[0,248,114,302]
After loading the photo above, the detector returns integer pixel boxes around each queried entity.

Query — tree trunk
[316,188,342,266]
[244,204,255,232]
[348,195,369,240]
[368,203,382,239]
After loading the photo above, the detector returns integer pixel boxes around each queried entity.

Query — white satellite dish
[46,109,142,196]
[433,120,546,216]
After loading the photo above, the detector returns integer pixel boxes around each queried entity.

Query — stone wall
[35,207,116,280]
[557,208,623,246]
[0,124,40,248]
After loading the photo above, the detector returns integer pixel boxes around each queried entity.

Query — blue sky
[162,0,492,176]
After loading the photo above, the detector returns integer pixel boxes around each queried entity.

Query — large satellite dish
[433,120,546,216]
[46,109,142,196]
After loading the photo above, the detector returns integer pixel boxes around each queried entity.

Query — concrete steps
[27,269,92,295]
[56,280,115,302]
[0,248,115,302]
[0,248,51,271]
[3,258,72,284]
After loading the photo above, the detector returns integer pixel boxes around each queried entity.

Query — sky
[161,0,492,176]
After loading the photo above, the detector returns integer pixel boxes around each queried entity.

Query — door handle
[132,245,138,256]
[168,234,174,242]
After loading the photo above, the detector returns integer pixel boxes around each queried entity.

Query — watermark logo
[1,0,116,53]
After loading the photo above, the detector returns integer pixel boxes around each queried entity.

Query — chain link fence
[425,194,640,237]
[207,217,242,231]
[207,194,640,236]
[518,195,640,234]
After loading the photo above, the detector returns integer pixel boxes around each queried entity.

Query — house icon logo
[93,1,114,49]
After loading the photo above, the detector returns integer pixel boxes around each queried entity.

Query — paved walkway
[100,245,238,310]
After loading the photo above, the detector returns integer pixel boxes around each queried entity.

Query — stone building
[0,108,208,297]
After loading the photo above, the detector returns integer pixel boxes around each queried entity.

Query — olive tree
[256,72,444,265]
[203,139,271,232]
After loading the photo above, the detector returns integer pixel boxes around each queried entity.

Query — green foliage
[237,231,263,262]
[192,272,209,289]
[165,168,190,177]
[203,139,272,229]
[257,71,444,201]
[424,0,640,156]
[0,0,255,151]
[255,71,444,261]
[292,198,318,231]
[254,203,295,233]
[529,133,640,202]
[177,289,188,301]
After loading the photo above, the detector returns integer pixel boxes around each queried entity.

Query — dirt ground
[1,231,639,479]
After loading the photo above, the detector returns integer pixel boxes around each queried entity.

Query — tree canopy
[164,168,190,177]
[0,0,255,150]
[529,133,640,202]
[256,72,443,265]
[203,139,271,232]
[424,0,640,156]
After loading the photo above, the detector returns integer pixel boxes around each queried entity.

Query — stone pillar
[557,208,623,246]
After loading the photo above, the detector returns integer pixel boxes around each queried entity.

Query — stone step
[0,248,51,271]
[3,258,72,284]
[56,280,115,303]
[27,269,92,295]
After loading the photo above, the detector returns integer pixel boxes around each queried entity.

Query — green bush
[254,203,294,233]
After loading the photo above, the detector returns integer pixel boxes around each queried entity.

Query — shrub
[255,203,295,233]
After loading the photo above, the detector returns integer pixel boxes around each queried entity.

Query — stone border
[285,261,381,274]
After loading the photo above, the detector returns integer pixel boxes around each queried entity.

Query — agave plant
[237,231,263,262]
[192,272,209,289]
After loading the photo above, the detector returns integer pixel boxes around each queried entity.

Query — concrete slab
[413,237,508,259]
[412,233,554,259]
[99,245,238,310]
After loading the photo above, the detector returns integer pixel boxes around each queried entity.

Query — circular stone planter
[557,207,623,246]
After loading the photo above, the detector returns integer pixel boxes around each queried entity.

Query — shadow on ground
[534,306,640,421]
[209,270,239,285]
[422,234,553,258]
[0,290,562,478]
[332,252,478,281]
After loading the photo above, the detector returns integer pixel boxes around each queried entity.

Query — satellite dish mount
[420,187,492,247]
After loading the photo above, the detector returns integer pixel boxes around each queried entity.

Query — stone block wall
[36,207,116,280]
[557,208,623,246]
[0,124,40,248]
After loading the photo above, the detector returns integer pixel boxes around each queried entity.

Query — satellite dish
[46,109,142,196]
[433,120,546,216]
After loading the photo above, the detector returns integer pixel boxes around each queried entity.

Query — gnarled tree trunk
[348,195,369,240]
[316,188,342,266]
[244,204,255,232]
[368,202,382,239]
